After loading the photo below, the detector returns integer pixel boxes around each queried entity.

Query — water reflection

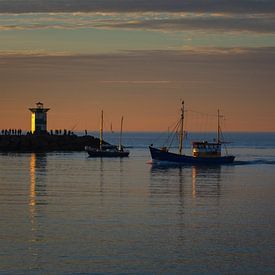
[191,166,221,199]
[29,153,48,232]
[29,153,48,211]
[29,153,48,271]
[150,164,222,199]
[99,158,104,195]
[150,165,187,197]
[96,157,127,200]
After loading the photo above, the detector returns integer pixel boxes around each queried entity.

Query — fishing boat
[85,111,129,157]
[149,101,235,165]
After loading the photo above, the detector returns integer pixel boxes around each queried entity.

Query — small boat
[149,101,235,165]
[85,111,129,157]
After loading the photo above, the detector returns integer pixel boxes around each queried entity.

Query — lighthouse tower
[29,102,50,134]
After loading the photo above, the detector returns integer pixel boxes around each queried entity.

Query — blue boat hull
[149,146,235,165]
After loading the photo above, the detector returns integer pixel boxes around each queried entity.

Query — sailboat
[149,101,235,165]
[85,111,129,157]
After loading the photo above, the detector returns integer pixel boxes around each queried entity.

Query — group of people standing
[0,129,88,136]
[1,129,23,135]
[49,129,75,136]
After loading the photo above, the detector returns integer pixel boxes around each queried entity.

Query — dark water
[0,132,275,274]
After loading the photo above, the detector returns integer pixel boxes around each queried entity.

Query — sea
[0,132,275,274]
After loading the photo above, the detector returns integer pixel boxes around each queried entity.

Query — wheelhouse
[192,141,221,158]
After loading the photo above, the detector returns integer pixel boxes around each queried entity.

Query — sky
[0,0,274,132]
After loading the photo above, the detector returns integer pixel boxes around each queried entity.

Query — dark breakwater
[0,134,99,152]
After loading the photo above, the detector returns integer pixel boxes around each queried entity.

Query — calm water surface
[0,133,275,274]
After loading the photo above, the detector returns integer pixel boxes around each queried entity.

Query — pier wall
[0,134,99,152]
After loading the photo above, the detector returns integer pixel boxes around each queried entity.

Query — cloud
[98,80,172,85]
[1,12,275,34]
[0,49,74,56]
[95,13,275,34]
[0,0,275,13]
[1,46,275,60]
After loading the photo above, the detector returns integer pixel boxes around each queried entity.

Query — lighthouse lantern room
[29,102,50,134]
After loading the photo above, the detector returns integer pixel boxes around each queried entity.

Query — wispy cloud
[102,13,275,34]
[0,0,275,14]
[98,80,172,84]
[0,49,74,57]
[1,46,275,59]
[0,12,275,34]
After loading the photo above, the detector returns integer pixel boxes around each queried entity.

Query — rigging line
[183,109,190,145]
[151,131,166,146]
[151,130,169,147]
[187,109,217,118]
[151,117,181,146]
[164,106,188,146]
[152,125,174,146]
[161,121,178,148]
[219,115,229,155]
[70,120,80,131]
[164,119,181,147]
[198,111,203,133]
[184,108,188,133]
[168,119,181,150]
[220,130,229,156]
[204,114,211,135]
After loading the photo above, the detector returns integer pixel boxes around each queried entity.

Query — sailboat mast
[217,109,220,143]
[100,110,103,150]
[179,101,184,155]
[119,116,123,151]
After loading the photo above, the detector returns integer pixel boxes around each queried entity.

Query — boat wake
[233,159,275,166]
[148,159,275,167]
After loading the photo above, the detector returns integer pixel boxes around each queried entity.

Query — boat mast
[217,109,221,143]
[100,110,103,150]
[119,116,123,151]
[179,100,184,155]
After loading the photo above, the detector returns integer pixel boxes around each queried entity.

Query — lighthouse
[29,102,50,134]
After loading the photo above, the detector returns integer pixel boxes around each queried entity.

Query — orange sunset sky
[0,1,275,132]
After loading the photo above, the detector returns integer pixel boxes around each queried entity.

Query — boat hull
[149,146,234,165]
[87,149,129,158]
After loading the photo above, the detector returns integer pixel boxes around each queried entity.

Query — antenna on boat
[179,100,184,155]
[217,109,223,144]
[118,116,124,151]
[218,109,230,156]
[217,109,220,143]
[110,123,114,133]
[100,110,103,150]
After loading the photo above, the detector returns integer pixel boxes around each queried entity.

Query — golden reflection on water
[191,166,221,199]
[29,153,38,263]
[29,153,47,224]
[29,153,36,208]
[192,166,198,199]
[150,164,222,199]
[28,153,47,271]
